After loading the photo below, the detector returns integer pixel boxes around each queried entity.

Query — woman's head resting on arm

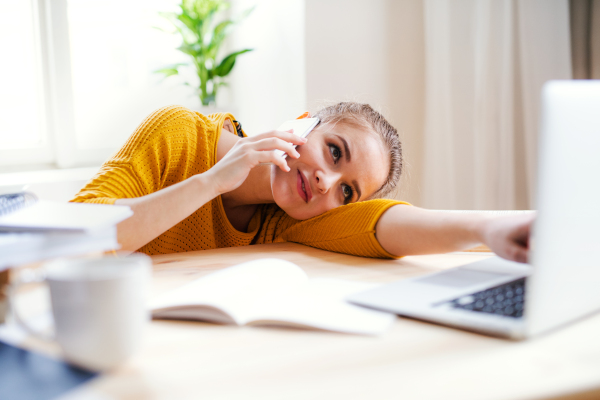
[270,102,403,220]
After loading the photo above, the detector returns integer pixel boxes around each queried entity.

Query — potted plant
[156,0,253,107]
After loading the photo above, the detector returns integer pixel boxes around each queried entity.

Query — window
[0,0,199,168]
[0,0,51,165]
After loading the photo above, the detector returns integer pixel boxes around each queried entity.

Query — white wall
[230,0,307,135]
[305,0,390,107]
[305,0,425,205]
[385,0,426,206]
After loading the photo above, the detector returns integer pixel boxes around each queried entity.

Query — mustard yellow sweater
[71,106,408,258]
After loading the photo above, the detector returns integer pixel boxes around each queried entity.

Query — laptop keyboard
[446,277,526,318]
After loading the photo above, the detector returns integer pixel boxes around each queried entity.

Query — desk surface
[14,243,600,400]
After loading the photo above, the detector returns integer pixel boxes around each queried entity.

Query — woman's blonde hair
[312,102,402,199]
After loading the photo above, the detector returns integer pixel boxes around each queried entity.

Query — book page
[150,258,308,325]
[244,279,396,335]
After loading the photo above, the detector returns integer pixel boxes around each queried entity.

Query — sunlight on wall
[305,0,426,205]
[67,0,201,150]
[229,0,306,136]
[0,0,45,149]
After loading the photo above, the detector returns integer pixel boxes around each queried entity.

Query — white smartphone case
[273,118,320,158]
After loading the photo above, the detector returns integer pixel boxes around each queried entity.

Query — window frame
[0,0,131,169]
[45,0,115,168]
[0,0,54,167]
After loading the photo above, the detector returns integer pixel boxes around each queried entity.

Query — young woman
[72,103,533,262]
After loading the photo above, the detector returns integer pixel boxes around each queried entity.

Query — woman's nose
[315,170,335,194]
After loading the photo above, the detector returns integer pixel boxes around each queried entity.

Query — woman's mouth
[297,170,312,203]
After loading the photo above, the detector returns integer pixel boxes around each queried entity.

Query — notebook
[0,340,98,400]
[0,193,131,270]
[151,258,396,336]
[0,192,132,232]
[0,228,119,269]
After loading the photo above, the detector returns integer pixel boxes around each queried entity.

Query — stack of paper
[0,195,132,270]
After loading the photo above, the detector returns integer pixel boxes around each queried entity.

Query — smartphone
[273,117,320,158]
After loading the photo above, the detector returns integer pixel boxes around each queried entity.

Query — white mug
[9,253,151,371]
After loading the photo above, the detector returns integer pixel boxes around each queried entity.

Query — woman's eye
[342,184,353,202]
[329,144,342,163]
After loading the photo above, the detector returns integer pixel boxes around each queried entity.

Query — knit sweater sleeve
[71,105,209,205]
[254,199,410,259]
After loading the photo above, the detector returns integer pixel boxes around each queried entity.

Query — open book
[150,258,396,336]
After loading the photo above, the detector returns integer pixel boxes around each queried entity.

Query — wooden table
[11,243,600,400]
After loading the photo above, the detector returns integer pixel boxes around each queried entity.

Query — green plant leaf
[159,11,193,42]
[213,49,253,77]
[205,19,233,58]
[156,68,180,77]
[177,13,200,35]
[152,25,170,33]
[178,43,202,57]
[158,11,177,22]
[212,19,233,45]
[213,19,233,36]
[202,93,216,106]
[235,6,255,23]
[154,63,187,77]
[156,1,255,107]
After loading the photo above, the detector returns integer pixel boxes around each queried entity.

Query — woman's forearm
[115,174,219,252]
[375,205,488,257]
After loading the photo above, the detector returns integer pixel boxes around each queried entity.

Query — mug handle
[6,268,54,342]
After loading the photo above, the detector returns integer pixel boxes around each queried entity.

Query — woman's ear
[296,112,311,119]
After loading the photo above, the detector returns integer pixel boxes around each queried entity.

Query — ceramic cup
[9,254,151,371]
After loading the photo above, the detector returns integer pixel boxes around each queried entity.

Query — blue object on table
[0,340,98,400]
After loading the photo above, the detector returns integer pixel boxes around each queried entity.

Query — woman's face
[271,122,389,220]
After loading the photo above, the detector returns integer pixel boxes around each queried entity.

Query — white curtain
[421,0,572,210]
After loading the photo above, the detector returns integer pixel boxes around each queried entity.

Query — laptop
[348,80,600,339]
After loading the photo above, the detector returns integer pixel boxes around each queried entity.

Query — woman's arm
[114,119,236,251]
[114,174,218,251]
[114,130,306,252]
[375,205,534,263]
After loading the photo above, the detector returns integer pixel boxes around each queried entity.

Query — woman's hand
[205,130,306,196]
[480,214,536,263]
[114,129,306,252]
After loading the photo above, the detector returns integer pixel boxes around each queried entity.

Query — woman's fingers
[246,148,291,172]
[485,213,535,263]
[505,241,529,263]
[208,128,303,195]
[247,137,301,158]
[246,129,308,146]
[509,217,534,263]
